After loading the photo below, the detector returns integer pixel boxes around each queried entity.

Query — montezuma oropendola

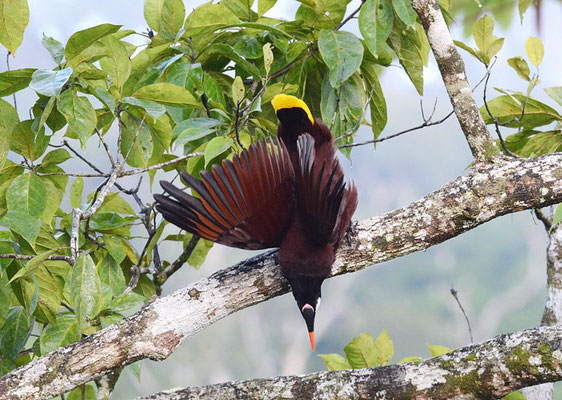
[154,95,358,351]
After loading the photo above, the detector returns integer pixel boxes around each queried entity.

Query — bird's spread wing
[296,134,357,247]
[154,138,295,250]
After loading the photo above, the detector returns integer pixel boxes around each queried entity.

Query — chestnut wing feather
[295,134,357,247]
[154,138,295,250]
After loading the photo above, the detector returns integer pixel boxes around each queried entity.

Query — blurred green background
[6,0,561,397]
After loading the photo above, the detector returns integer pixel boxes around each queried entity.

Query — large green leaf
[343,330,394,368]
[318,30,364,89]
[39,313,80,356]
[10,120,49,161]
[391,0,417,26]
[318,353,352,371]
[132,82,200,108]
[28,68,72,97]
[65,23,121,62]
[0,0,29,54]
[144,0,185,38]
[0,98,18,169]
[8,249,58,283]
[6,173,46,217]
[184,2,238,29]
[69,177,83,209]
[33,262,65,324]
[0,68,35,97]
[361,63,387,142]
[120,97,166,119]
[359,0,393,58]
[258,0,276,17]
[0,211,40,246]
[71,254,102,331]
[0,306,31,360]
[204,136,233,166]
[0,268,10,328]
[41,148,71,166]
[206,44,263,79]
[388,21,425,95]
[57,89,97,147]
[41,34,64,64]
[172,118,223,148]
[98,253,126,307]
[481,94,562,128]
[99,35,131,91]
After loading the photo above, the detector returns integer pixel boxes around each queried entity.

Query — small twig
[450,287,474,344]
[534,208,552,232]
[0,254,73,264]
[95,128,116,168]
[70,209,82,262]
[338,110,454,149]
[119,152,203,176]
[61,302,75,314]
[154,235,200,287]
[122,265,141,295]
[269,48,316,80]
[335,0,367,31]
[36,171,110,178]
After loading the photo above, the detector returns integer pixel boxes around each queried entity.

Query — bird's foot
[345,222,356,246]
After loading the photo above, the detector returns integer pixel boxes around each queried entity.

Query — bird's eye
[316,297,321,310]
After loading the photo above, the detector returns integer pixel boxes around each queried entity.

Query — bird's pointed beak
[308,331,315,352]
[301,304,316,351]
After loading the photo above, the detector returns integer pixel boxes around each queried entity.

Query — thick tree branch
[1,153,562,399]
[138,326,562,399]
[411,0,499,161]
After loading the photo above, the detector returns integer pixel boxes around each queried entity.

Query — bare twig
[95,128,116,168]
[119,152,204,176]
[154,235,200,287]
[450,287,474,343]
[335,0,367,31]
[0,254,73,263]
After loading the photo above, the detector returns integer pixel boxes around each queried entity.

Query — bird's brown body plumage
[154,95,357,350]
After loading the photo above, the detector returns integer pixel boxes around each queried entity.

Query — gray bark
[1,153,562,400]
[138,326,562,400]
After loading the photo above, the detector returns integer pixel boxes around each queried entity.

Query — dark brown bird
[154,94,357,351]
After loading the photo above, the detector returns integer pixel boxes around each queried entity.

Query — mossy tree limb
[0,153,561,400]
[137,326,562,400]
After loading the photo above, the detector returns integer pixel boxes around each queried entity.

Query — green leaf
[65,23,121,62]
[391,0,417,26]
[41,148,71,166]
[97,252,126,299]
[361,63,387,142]
[99,35,131,91]
[172,117,222,148]
[133,82,200,108]
[0,268,11,327]
[507,57,530,81]
[502,390,527,400]
[120,97,166,119]
[33,261,65,324]
[0,306,31,360]
[518,0,532,22]
[344,332,376,368]
[9,249,58,283]
[472,15,495,56]
[428,343,451,357]
[0,0,29,54]
[41,34,64,65]
[107,291,144,313]
[319,353,352,371]
[204,136,233,167]
[525,36,544,67]
[263,43,273,77]
[231,76,245,105]
[184,2,239,29]
[144,0,185,38]
[69,177,83,209]
[359,0,393,58]
[0,212,40,246]
[39,313,80,356]
[0,99,17,170]
[103,236,127,265]
[454,40,480,60]
[545,87,562,108]
[481,94,562,128]
[128,360,142,382]
[188,238,214,268]
[388,23,424,95]
[318,30,364,89]
[10,120,49,161]
[66,383,96,400]
[71,255,102,331]
[206,44,263,78]
[6,173,47,217]
[398,356,423,364]
[258,0,276,17]
[0,68,35,97]
[551,204,562,230]
[57,89,97,147]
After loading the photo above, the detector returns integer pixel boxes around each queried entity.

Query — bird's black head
[271,94,315,143]
[287,275,324,351]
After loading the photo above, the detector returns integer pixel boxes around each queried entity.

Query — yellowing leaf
[231,76,245,105]
[525,36,544,67]
[0,0,29,54]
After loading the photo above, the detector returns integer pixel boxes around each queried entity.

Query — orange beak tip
[308,331,315,352]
